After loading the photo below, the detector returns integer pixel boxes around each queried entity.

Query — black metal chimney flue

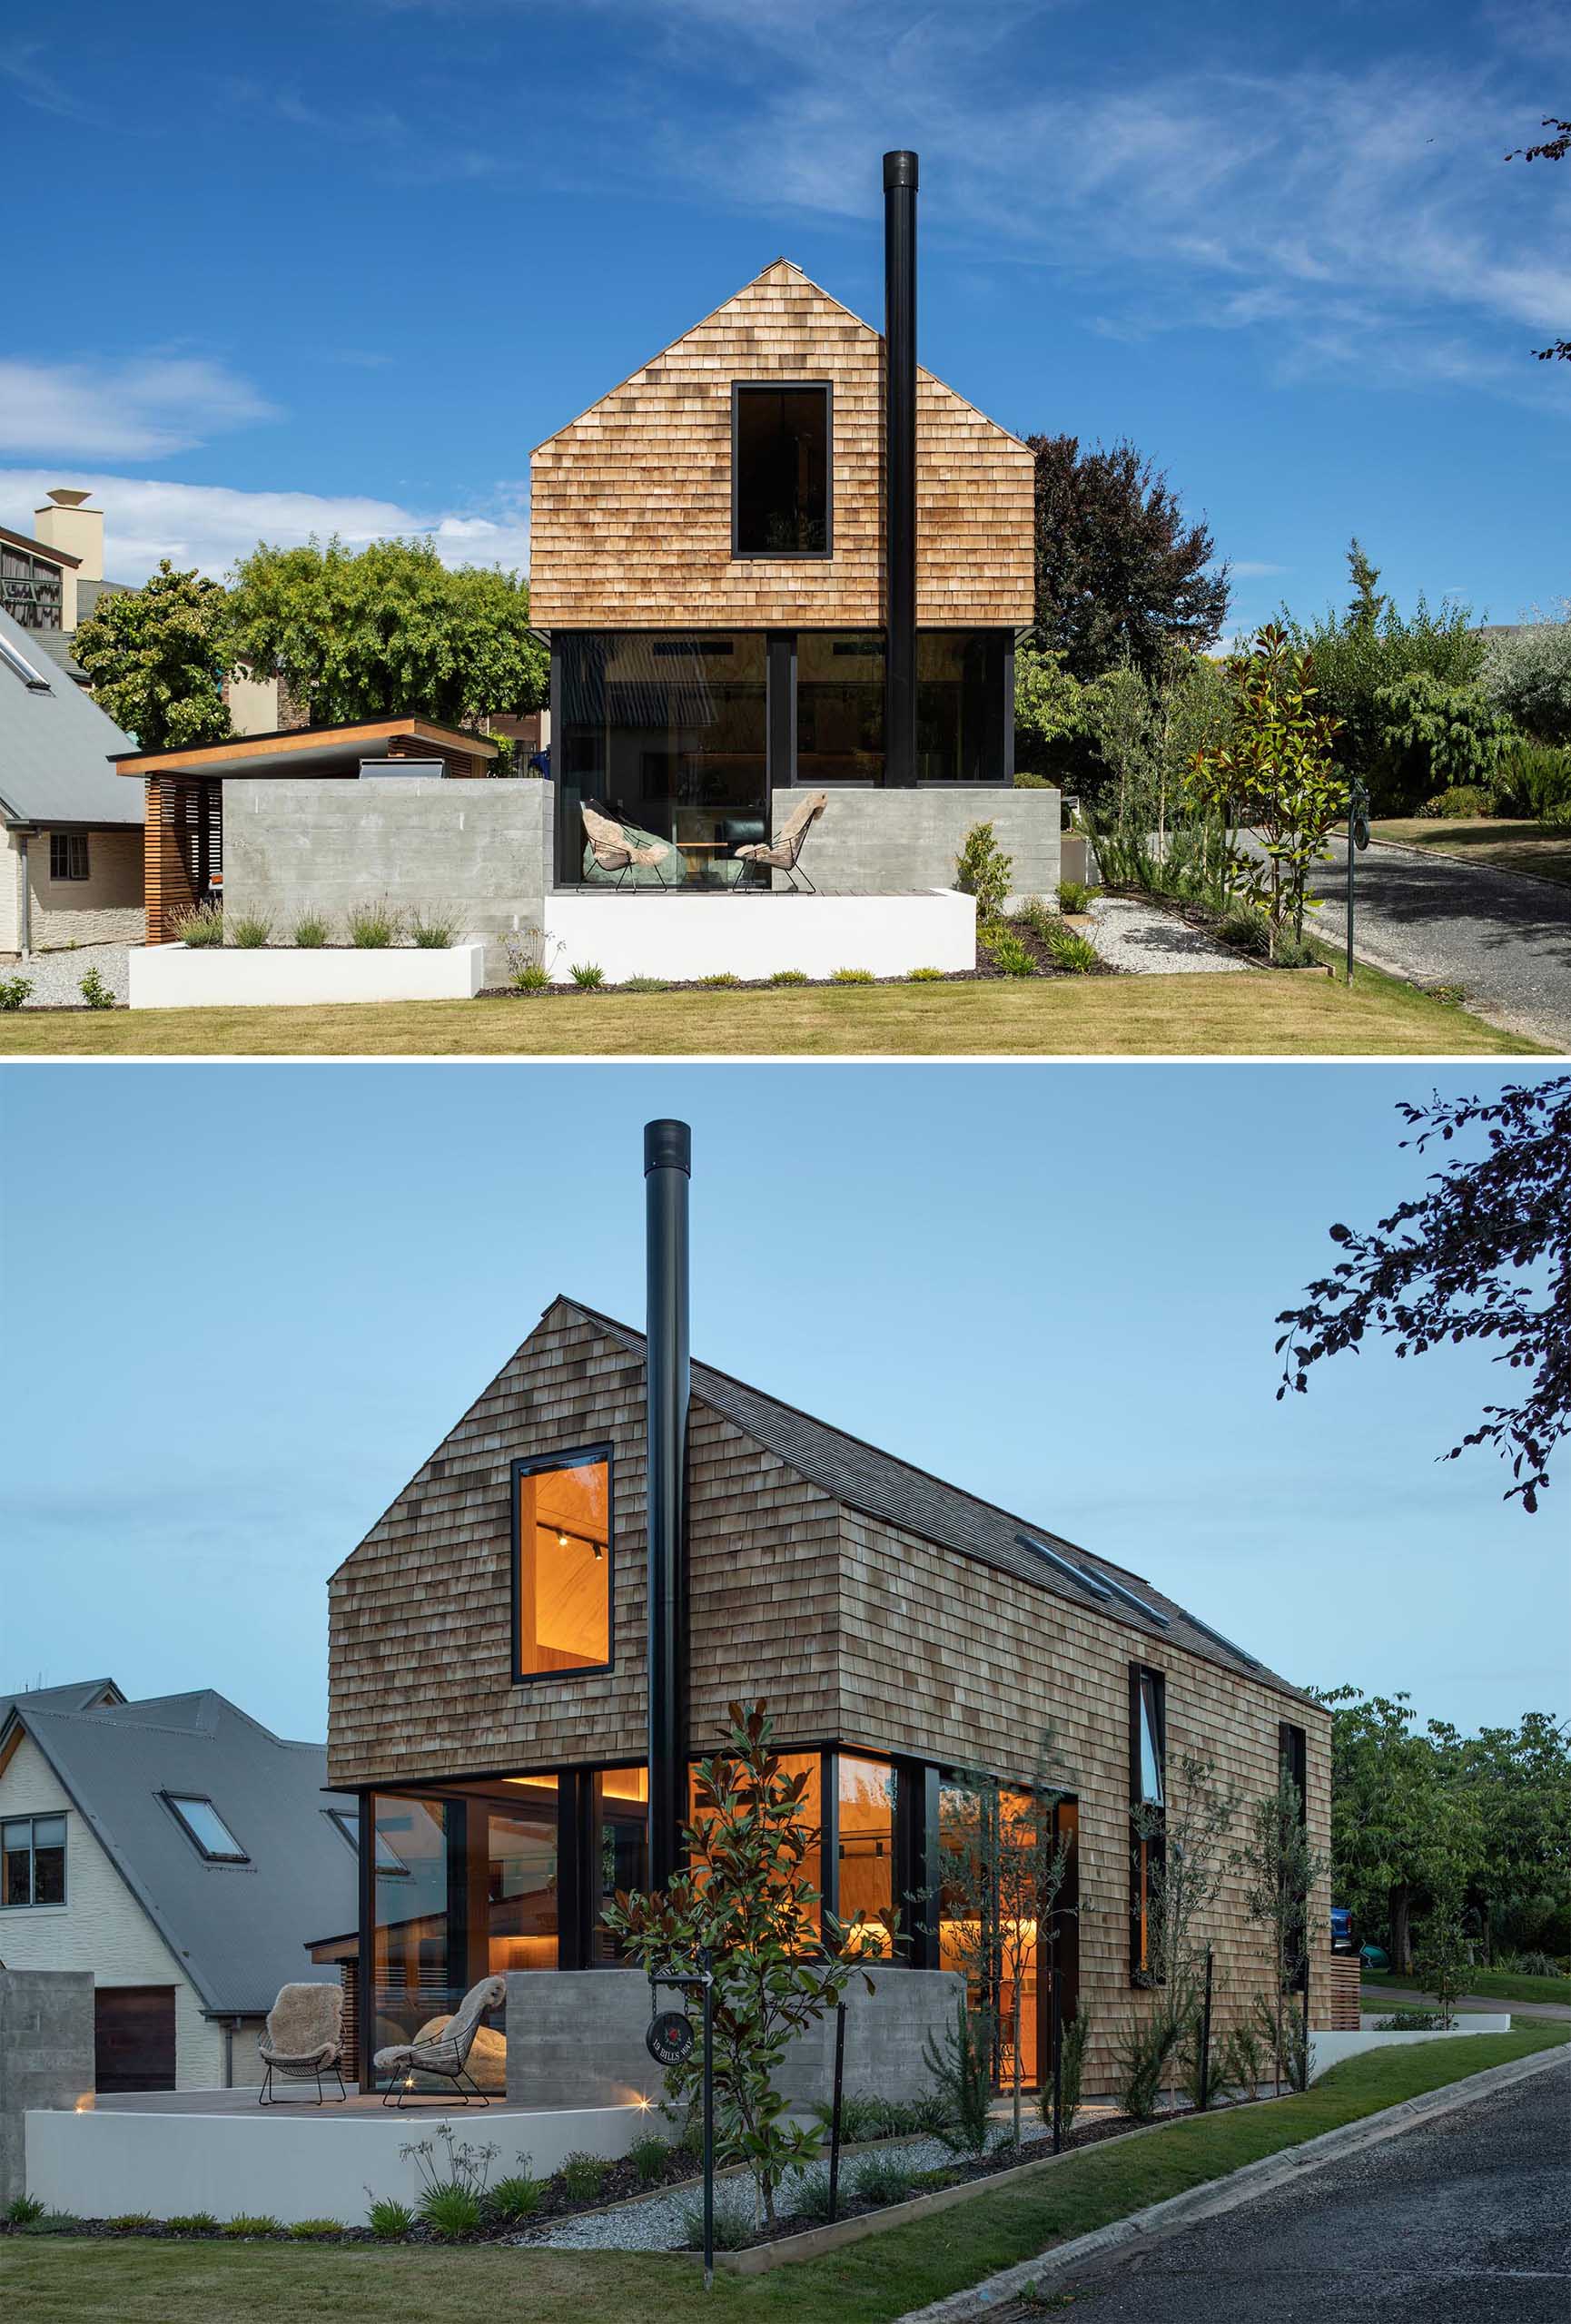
[884,149,919,787]
[644,1118,691,1892]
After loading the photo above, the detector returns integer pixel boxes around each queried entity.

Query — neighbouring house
[326,1124,1332,2102]
[0,489,133,687]
[0,605,143,960]
[0,1679,356,2091]
[529,151,1050,894]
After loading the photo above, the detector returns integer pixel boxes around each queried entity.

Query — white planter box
[1308,2014,1510,2080]
[543,888,975,985]
[129,942,484,1009]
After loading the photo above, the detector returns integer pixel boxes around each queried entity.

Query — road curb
[894,2043,1569,2324]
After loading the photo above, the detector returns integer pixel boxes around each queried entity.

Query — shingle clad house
[329,1290,1332,2099]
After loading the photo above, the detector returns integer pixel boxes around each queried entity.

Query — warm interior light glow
[517,1458,611,1673]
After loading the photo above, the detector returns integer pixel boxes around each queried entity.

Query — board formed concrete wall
[782,787,1061,910]
[1,1969,94,2207]
[221,778,553,982]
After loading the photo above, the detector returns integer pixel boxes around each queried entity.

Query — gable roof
[558,1297,1305,1701]
[0,1677,122,1727]
[1,1687,356,2015]
[0,604,140,829]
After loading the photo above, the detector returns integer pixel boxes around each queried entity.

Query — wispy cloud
[0,470,531,580]
[0,359,279,461]
[0,37,101,123]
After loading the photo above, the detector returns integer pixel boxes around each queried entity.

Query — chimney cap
[644,1119,691,1177]
[45,488,94,509]
[883,150,918,190]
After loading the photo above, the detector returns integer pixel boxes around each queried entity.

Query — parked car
[1330,1905,1356,1955]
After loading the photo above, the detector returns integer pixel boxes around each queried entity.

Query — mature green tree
[1345,539,1388,631]
[224,536,548,731]
[1505,119,1570,361]
[1374,670,1517,805]
[70,561,232,751]
[1435,1713,1571,1958]
[1315,1689,1446,1973]
[1277,1077,1571,1512]
[1026,433,1230,682]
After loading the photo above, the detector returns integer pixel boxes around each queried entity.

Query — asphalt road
[1015,2055,1571,2323]
[1366,1984,1571,2023]
[1307,835,1571,1052]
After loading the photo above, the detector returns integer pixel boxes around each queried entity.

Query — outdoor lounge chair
[373,1974,505,2108]
[733,791,828,892]
[581,803,678,889]
[257,1982,346,2107]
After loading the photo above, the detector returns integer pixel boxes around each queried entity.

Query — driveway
[1365,1984,1571,2024]
[1003,2053,1570,2323]
[1306,835,1571,1052]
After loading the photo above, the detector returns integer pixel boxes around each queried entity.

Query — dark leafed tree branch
[1505,118,1570,361]
[1275,1078,1571,1511]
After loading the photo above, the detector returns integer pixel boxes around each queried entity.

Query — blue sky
[1,0,1566,637]
[1,1061,1565,1744]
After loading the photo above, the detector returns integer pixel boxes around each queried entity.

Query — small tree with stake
[601,1702,884,2230]
[1237,1768,1329,2095]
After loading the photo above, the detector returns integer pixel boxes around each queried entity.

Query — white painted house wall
[0,1733,225,2089]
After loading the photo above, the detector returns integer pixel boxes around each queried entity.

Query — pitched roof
[560,1297,1305,1700]
[0,604,140,828]
[0,1677,122,1726]
[1,1687,357,2016]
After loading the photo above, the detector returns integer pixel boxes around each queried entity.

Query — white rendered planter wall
[542,888,975,985]
[128,942,484,1009]
[1308,2013,1510,2081]
[25,2099,646,2225]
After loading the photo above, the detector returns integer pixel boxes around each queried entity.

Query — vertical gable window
[733,384,831,556]
[1130,1666,1166,1980]
[2,1815,66,1906]
[512,1447,613,1680]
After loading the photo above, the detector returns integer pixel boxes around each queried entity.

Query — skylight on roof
[1093,1570,1171,1629]
[1015,1531,1111,1601]
[0,628,53,694]
[163,1793,249,1864]
[1183,1612,1260,1669]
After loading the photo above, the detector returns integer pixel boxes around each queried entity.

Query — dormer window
[732,383,831,556]
[163,1793,249,1864]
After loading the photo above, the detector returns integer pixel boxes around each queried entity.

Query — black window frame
[160,1791,250,1865]
[1,1812,67,1908]
[325,1804,410,1876]
[731,380,834,561]
[49,832,89,881]
[509,1440,617,1688]
[1129,1663,1167,1984]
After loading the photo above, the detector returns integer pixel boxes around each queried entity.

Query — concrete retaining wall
[1308,2014,1511,2081]
[543,889,974,983]
[506,1967,963,2111]
[1,1969,94,2207]
[784,788,1061,911]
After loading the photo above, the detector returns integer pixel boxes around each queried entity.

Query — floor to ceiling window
[837,1754,896,1954]
[795,633,884,784]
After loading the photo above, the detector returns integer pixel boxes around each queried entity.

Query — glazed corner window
[733,383,831,556]
[513,1447,613,1679]
[163,1794,249,1864]
[1130,1666,1166,1981]
[2,1814,66,1906]
[50,833,89,881]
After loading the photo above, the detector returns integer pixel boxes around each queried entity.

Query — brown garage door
[94,1986,176,2093]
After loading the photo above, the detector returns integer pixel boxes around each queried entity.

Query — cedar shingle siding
[528,261,1034,632]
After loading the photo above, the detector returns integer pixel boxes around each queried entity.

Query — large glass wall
[556,633,768,882]
[936,1778,1079,2092]
[837,1754,896,1954]
[796,633,884,784]
[917,632,1001,783]
[371,1793,452,2063]
[593,1765,648,1962]
[487,1779,559,1973]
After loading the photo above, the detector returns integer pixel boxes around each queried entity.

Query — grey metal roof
[564,1298,1308,1702]
[23,628,87,684]
[2,1687,357,2016]
[0,1678,121,1726]
[0,605,140,828]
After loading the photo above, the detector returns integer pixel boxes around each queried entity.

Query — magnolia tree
[1185,625,1348,957]
[601,1702,885,2228]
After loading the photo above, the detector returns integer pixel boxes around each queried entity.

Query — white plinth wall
[128,943,485,1009]
[25,2099,647,2225]
[543,889,975,985]
[1308,2013,1511,2081]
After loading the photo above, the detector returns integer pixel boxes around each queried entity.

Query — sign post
[646,1952,716,2289]
[1346,777,1370,988]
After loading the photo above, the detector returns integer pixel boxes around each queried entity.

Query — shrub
[954,820,1013,917]
[229,913,272,949]
[1057,878,1096,914]
[489,2171,544,2221]
[1218,2013,1269,2100]
[5,2194,45,2225]
[1497,740,1571,824]
[164,2212,220,2235]
[222,2214,282,2238]
[1038,921,1099,974]
[410,909,460,949]
[174,901,224,948]
[1270,933,1322,969]
[923,1996,993,2157]
[1416,784,1497,819]
[1507,1948,1564,1978]
[786,2169,838,2226]
[420,2184,482,2240]
[291,911,331,948]
[1116,2012,1184,2122]
[1375,2008,1441,2030]
[346,899,402,949]
[906,964,945,981]
[620,974,669,993]
[0,976,33,1010]
[982,928,1036,978]
[558,2150,611,2204]
[1013,768,1052,787]
[1217,903,1270,957]
[105,2212,156,2231]
[768,966,808,985]
[627,2132,670,2190]
[699,970,742,988]
[677,2189,755,2250]
[78,966,115,1008]
[510,960,550,992]
[1043,2005,1091,2136]
[831,967,874,984]
[568,960,606,990]
[1482,609,1571,745]
[365,2194,414,2239]
[290,2218,345,2239]
[1373,671,1516,811]
[848,2153,918,2208]
[17,2212,80,2235]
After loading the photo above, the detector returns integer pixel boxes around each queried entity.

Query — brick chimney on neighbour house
[32,489,103,634]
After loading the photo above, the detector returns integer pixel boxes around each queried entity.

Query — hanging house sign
[646,2008,697,2066]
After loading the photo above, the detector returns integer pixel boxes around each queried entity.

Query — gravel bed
[1088,896,1249,974]
[12,941,130,1007]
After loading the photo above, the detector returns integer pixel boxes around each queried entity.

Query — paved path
[1366,1984,1571,2024]
[999,2054,1570,2323]
[1307,835,1571,1051]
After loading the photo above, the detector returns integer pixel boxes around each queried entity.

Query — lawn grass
[1371,817,1571,888]
[0,962,1539,1058]
[3,2024,1563,2322]
[1361,1965,1571,2008]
